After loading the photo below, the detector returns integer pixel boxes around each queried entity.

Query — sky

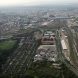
[0,0,78,6]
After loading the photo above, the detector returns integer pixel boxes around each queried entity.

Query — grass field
[0,40,16,50]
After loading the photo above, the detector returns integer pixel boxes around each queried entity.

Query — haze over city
[0,0,78,6]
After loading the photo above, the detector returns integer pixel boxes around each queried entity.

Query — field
[0,39,18,70]
[0,40,16,50]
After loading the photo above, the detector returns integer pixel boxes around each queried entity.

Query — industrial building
[41,31,55,45]
[34,45,57,62]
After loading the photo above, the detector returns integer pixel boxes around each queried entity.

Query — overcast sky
[0,0,78,6]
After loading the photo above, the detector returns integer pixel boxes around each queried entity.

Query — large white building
[61,39,67,50]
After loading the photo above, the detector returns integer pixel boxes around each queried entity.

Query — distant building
[41,22,49,26]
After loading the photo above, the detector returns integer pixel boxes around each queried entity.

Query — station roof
[61,40,67,50]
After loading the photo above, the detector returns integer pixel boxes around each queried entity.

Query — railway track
[2,33,39,76]
[56,29,78,76]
